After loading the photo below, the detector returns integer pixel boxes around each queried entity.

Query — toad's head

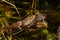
[35,12,47,28]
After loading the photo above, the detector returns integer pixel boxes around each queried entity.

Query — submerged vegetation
[0,0,60,40]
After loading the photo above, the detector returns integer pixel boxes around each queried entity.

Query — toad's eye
[40,20,43,22]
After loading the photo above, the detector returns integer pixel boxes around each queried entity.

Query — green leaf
[42,29,49,35]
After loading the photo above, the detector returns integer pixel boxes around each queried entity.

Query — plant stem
[2,33,7,40]
[2,0,20,16]
[31,0,37,14]
[35,0,36,14]
[31,0,34,14]
[7,35,12,40]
